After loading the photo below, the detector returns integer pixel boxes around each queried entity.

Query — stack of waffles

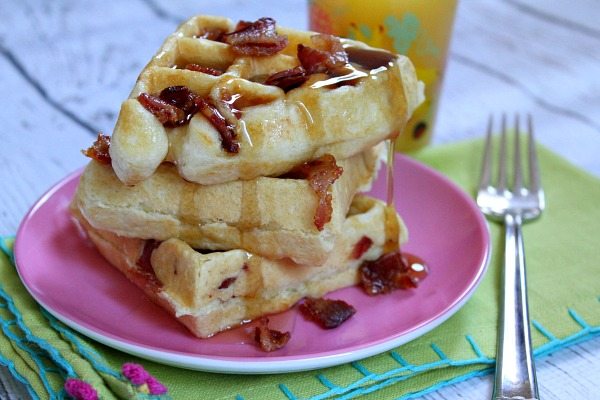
[71,16,424,338]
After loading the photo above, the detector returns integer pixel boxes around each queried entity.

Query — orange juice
[309,0,457,151]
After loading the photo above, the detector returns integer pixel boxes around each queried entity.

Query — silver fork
[477,114,544,400]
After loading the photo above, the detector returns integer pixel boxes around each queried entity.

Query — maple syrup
[345,46,395,70]
[383,139,401,253]
[379,137,429,286]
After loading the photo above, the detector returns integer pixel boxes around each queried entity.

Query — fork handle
[492,213,540,400]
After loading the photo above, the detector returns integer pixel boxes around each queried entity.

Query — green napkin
[1,139,599,400]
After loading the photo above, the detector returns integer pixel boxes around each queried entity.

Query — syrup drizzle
[381,138,430,284]
[383,139,401,253]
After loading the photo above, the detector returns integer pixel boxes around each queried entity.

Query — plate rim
[14,156,490,374]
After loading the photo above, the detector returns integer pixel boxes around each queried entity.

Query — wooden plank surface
[0,1,598,398]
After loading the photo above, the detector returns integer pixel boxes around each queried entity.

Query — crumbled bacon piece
[359,250,428,295]
[233,20,253,31]
[300,297,356,329]
[283,154,343,230]
[264,66,309,91]
[351,236,373,260]
[158,86,200,118]
[222,17,288,56]
[297,34,348,74]
[138,86,241,154]
[82,133,111,164]
[218,277,237,289]
[195,27,227,41]
[197,98,240,153]
[184,64,223,76]
[137,92,187,127]
[254,318,290,352]
[138,86,202,127]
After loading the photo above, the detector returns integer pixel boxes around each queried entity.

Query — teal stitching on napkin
[0,344,38,399]
[268,286,600,400]
[0,238,172,399]
[0,285,74,397]
[275,314,600,400]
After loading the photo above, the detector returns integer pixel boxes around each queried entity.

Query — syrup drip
[386,139,395,207]
[178,185,199,226]
[309,67,367,89]
[239,180,260,252]
[383,139,400,253]
[240,180,259,230]
[379,139,430,286]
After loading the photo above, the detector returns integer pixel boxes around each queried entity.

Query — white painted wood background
[1,0,599,398]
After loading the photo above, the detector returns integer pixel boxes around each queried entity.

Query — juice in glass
[309,0,457,151]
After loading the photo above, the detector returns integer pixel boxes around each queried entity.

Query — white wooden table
[1,1,599,398]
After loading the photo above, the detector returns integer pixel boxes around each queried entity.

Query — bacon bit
[184,64,223,76]
[195,27,227,41]
[359,251,407,295]
[138,86,203,127]
[82,133,111,164]
[197,98,240,153]
[218,276,237,289]
[312,33,349,63]
[158,86,200,117]
[359,250,428,295]
[222,17,288,56]
[283,154,343,230]
[138,86,242,154]
[264,66,309,91]
[297,34,348,75]
[297,44,328,74]
[300,297,356,329]
[351,236,373,260]
[233,20,254,31]
[137,92,186,127]
[254,318,290,352]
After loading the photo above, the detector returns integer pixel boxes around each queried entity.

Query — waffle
[73,145,383,266]
[72,195,408,338]
[109,15,424,185]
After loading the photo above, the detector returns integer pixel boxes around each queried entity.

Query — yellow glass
[308,0,457,151]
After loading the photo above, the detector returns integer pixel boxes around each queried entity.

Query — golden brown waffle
[73,145,383,266]
[109,15,423,185]
[72,195,407,338]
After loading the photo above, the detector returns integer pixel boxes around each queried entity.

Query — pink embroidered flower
[122,362,151,385]
[122,362,168,395]
[64,378,98,400]
[146,376,168,395]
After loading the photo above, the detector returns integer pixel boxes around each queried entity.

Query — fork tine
[513,115,523,191]
[527,115,541,192]
[478,115,494,190]
[497,113,508,190]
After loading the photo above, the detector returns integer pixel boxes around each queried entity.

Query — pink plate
[15,155,489,374]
